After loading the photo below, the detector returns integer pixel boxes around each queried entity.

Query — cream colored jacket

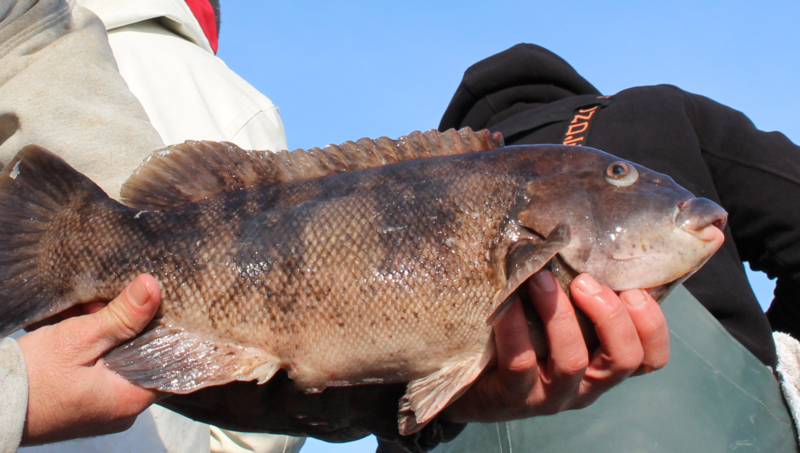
[79,0,287,153]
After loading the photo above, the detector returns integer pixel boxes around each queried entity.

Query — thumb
[81,274,161,356]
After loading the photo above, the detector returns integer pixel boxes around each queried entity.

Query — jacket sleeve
[0,338,27,453]
[686,92,800,338]
[0,0,165,199]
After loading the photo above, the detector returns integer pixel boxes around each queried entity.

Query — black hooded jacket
[440,43,800,367]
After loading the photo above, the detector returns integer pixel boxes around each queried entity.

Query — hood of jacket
[439,43,600,132]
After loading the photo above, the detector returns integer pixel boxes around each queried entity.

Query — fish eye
[605,161,639,187]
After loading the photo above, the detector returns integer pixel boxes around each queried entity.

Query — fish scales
[44,151,524,384]
[242,159,521,386]
[0,128,727,436]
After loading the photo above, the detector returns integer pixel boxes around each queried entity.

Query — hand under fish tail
[0,146,285,392]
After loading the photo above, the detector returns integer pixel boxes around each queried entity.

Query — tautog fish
[0,128,726,435]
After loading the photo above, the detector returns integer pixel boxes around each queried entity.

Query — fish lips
[674,197,728,238]
[641,197,727,301]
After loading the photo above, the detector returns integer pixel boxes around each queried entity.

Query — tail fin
[0,146,109,337]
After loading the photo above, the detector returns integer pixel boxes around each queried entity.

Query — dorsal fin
[120,128,504,211]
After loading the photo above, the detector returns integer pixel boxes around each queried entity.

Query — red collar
[184,0,218,53]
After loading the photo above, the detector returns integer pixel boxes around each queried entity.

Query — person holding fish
[0,3,682,453]
[429,43,800,452]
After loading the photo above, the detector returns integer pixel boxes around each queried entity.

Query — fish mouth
[673,197,728,241]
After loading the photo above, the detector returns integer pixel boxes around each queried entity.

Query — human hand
[17,274,163,445]
[442,270,669,423]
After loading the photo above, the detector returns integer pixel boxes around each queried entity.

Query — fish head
[513,145,727,294]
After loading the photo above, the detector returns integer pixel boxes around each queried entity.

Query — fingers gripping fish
[0,128,726,435]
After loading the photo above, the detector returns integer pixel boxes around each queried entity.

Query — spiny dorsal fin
[120,128,503,211]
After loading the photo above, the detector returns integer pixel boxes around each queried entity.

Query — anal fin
[486,223,571,325]
[398,343,494,435]
[104,322,280,393]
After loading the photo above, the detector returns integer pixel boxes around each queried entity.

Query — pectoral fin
[486,223,571,325]
[398,342,494,435]
[104,322,281,393]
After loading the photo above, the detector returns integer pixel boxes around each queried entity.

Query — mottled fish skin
[0,129,727,435]
[48,150,529,387]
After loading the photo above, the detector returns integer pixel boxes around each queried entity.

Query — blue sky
[216,2,799,451]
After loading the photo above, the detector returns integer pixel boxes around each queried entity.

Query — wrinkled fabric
[0,339,27,453]
[79,0,287,152]
[775,332,800,442]
[210,427,304,453]
[0,0,165,199]
[78,0,212,52]
[104,20,286,151]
